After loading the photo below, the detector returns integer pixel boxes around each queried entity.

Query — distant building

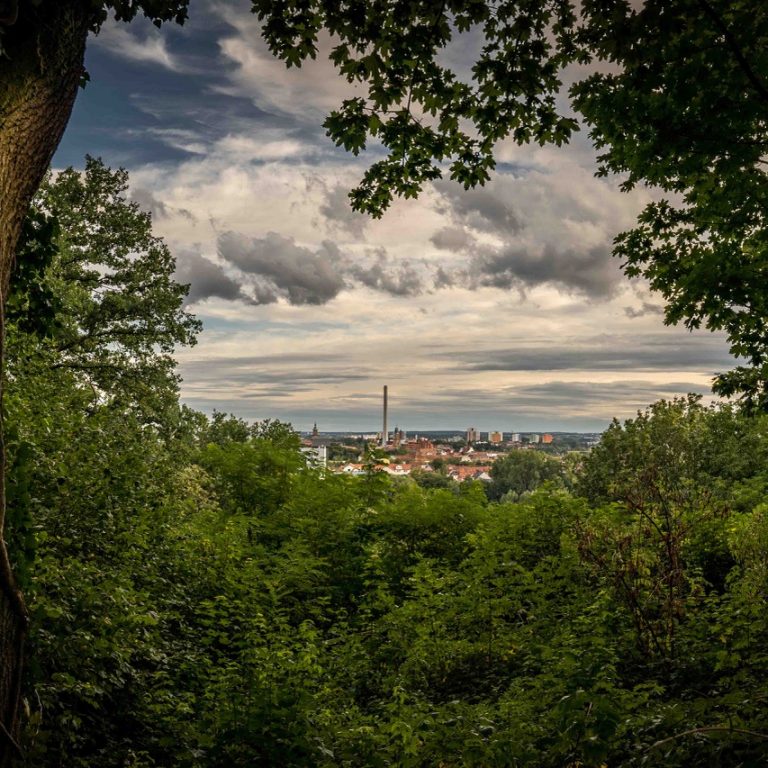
[466,427,479,444]
[529,434,540,444]
[300,444,328,468]
[382,462,412,476]
[489,431,503,444]
[449,465,492,482]
[305,422,332,448]
[307,422,332,448]
[541,433,554,444]
[510,433,521,443]
[338,463,365,475]
[405,437,436,460]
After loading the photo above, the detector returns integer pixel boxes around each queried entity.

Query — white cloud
[212,6,361,121]
[215,133,309,161]
[144,128,208,155]
[125,127,731,429]
[93,23,184,72]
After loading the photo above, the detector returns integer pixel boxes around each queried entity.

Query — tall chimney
[382,385,388,447]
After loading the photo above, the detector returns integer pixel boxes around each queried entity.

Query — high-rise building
[381,385,389,447]
[300,444,328,468]
[489,431,503,444]
[511,433,521,443]
[541,433,554,444]
[466,427,478,444]
[529,433,541,444]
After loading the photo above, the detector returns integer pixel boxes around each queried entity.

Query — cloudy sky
[55,2,734,432]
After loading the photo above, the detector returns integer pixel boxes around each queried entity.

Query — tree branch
[651,725,768,750]
[696,0,768,104]
[0,719,23,759]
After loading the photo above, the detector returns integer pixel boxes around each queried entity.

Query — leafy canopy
[487,449,564,502]
[11,156,200,420]
[572,0,768,409]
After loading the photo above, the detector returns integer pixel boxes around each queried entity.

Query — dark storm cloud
[625,301,665,319]
[349,250,423,297]
[507,380,707,409]
[430,226,475,252]
[175,252,258,305]
[449,333,736,373]
[319,183,369,238]
[194,231,437,307]
[431,177,626,299]
[179,354,370,387]
[217,231,346,305]
[471,243,621,298]
[434,179,521,235]
[433,265,455,289]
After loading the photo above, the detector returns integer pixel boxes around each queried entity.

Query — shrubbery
[14,397,768,767]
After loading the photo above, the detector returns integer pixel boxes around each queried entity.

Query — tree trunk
[0,2,90,763]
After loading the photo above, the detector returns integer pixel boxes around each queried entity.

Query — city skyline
[54,2,735,432]
[300,387,600,435]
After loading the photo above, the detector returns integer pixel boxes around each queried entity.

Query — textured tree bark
[0,2,90,763]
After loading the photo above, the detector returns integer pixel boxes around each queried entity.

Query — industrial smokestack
[382,385,388,447]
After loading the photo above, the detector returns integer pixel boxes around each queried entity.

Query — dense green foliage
[7,166,768,763]
[12,158,200,419]
[12,387,768,766]
[2,1,767,758]
[487,450,565,502]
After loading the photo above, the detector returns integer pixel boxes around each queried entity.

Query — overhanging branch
[697,0,768,104]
